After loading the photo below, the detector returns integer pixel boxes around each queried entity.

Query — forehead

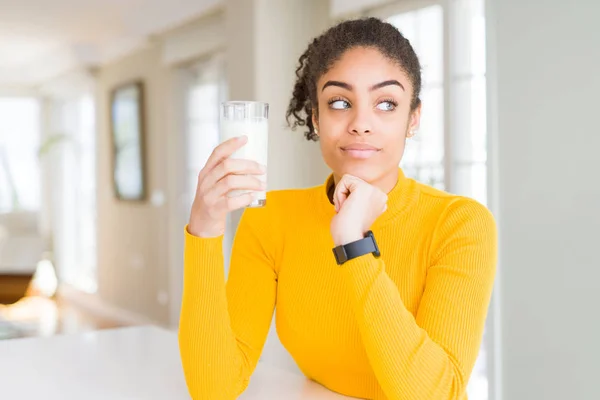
[318,46,412,91]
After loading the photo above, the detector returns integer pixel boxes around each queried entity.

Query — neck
[333,168,400,194]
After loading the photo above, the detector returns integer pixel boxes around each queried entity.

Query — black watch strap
[332,230,380,265]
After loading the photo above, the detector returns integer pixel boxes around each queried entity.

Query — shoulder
[409,183,497,273]
[409,181,497,251]
[415,181,495,226]
[415,186,496,264]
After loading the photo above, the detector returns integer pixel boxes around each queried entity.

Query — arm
[178,208,277,399]
[341,200,497,400]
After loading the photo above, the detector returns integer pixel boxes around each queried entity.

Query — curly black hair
[286,17,422,141]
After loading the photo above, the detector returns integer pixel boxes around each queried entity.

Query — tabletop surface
[0,325,355,399]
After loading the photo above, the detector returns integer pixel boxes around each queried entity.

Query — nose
[348,108,372,136]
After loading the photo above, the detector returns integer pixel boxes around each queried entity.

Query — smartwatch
[332,230,380,265]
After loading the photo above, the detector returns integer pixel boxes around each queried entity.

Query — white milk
[219,118,268,205]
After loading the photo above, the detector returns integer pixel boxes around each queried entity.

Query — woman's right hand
[188,136,266,238]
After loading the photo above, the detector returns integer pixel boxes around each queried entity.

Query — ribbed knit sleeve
[340,198,497,400]
[178,207,277,400]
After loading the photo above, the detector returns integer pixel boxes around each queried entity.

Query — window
[448,0,487,205]
[184,54,227,207]
[369,0,490,398]
[182,53,231,267]
[371,0,488,204]
[0,98,41,212]
[388,5,446,190]
[48,95,97,293]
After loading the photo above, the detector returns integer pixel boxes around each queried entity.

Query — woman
[179,17,497,400]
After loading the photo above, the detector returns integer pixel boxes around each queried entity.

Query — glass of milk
[220,101,269,207]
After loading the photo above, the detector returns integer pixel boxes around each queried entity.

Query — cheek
[319,132,338,158]
[316,113,346,146]
[317,110,343,131]
[380,120,409,161]
[391,139,407,163]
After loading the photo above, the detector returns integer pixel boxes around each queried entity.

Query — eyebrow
[321,79,405,92]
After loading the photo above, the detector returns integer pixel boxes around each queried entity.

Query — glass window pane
[187,83,220,122]
[185,54,226,204]
[452,0,486,77]
[454,163,487,205]
[0,163,10,210]
[404,164,445,190]
[416,5,444,86]
[419,86,445,164]
[471,75,487,162]
[186,171,198,208]
[388,6,445,189]
[471,4,486,76]
[387,12,416,43]
[187,121,219,171]
[402,85,444,184]
[0,97,40,212]
[388,5,444,86]
[452,76,487,164]
[49,95,97,293]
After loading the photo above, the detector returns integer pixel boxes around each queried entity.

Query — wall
[96,43,171,325]
[330,0,390,17]
[489,0,600,398]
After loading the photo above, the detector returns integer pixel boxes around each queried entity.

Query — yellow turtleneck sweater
[178,168,497,400]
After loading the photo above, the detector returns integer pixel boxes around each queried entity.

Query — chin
[334,162,383,183]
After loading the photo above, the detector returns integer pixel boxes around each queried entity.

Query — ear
[408,102,422,132]
[312,108,319,132]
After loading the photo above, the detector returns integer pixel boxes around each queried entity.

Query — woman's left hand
[330,174,388,246]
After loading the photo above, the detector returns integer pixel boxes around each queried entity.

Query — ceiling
[0,0,221,87]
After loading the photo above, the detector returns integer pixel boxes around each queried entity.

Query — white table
[0,326,355,399]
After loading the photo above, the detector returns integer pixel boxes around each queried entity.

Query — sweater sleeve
[178,208,278,400]
[341,199,497,400]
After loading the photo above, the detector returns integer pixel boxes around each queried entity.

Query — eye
[376,100,397,112]
[328,99,350,110]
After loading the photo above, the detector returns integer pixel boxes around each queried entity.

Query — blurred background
[0,0,598,399]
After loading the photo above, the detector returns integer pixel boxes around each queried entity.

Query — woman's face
[314,46,421,185]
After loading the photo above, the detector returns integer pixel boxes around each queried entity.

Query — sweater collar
[319,167,419,226]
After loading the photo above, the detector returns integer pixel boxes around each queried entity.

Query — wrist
[333,230,364,247]
[187,219,224,238]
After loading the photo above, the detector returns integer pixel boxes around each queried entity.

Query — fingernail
[238,135,247,142]
[259,164,267,173]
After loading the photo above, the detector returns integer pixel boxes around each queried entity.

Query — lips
[341,143,380,151]
[340,144,381,159]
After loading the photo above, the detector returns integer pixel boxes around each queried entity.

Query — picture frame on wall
[110,80,147,202]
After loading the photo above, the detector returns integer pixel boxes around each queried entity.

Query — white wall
[489,0,600,399]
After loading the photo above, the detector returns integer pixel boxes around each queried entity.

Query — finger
[202,158,265,191]
[201,136,248,177]
[334,175,358,210]
[333,179,349,211]
[214,192,255,214]
[207,175,265,201]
